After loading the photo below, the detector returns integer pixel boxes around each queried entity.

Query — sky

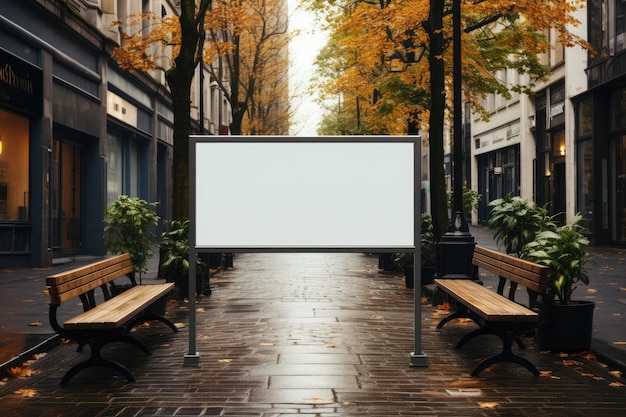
[288,1,328,136]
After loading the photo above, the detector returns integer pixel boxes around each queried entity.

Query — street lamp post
[436,0,476,279]
[384,41,428,367]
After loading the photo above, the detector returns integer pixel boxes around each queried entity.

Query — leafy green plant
[420,213,436,266]
[103,195,159,274]
[487,194,554,258]
[447,187,482,216]
[523,214,595,304]
[393,213,436,269]
[160,219,208,296]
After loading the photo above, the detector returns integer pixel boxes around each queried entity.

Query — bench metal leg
[456,329,526,350]
[126,308,178,333]
[61,339,135,384]
[470,331,539,377]
[436,307,478,329]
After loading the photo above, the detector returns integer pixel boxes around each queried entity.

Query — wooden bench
[46,253,177,384]
[434,245,550,376]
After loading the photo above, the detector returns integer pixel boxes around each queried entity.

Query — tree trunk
[165,0,210,220]
[426,0,449,241]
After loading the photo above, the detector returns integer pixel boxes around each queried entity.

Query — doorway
[51,139,83,257]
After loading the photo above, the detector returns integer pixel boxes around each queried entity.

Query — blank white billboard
[191,137,417,250]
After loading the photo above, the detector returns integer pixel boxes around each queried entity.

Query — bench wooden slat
[435,279,539,322]
[472,246,549,294]
[47,254,134,305]
[63,283,174,330]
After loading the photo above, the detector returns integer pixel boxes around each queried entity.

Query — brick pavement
[1,252,625,417]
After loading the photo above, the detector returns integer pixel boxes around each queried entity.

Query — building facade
[0,0,230,268]
[575,0,626,245]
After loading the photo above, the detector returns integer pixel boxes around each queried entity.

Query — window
[577,139,594,235]
[617,0,626,53]
[107,130,147,206]
[0,109,29,221]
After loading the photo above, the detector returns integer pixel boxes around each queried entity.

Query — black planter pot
[421,265,436,286]
[404,267,414,289]
[536,300,595,352]
[403,266,436,289]
[379,253,394,271]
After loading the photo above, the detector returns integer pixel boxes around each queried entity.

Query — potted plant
[159,219,210,298]
[448,187,482,219]
[487,194,553,257]
[523,214,596,351]
[103,195,160,286]
[393,214,437,288]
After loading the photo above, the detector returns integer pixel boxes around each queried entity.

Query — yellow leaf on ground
[21,299,34,303]
[196,307,205,312]
[14,389,38,397]
[477,402,499,409]
[613,341,626,345]
[609,381,625,387]
[28,322,42,327]
[609,370,622,377]
[587,288,597,293]
[174,322,185,329]
[218,358,233,363]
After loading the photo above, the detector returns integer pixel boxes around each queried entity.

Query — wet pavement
[0,226,625,416]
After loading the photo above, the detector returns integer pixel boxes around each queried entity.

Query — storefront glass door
[51,139,82,256]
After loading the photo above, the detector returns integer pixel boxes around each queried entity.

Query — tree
[112,0,291,218]
[203,0,291,135]
[113,0,211,221]
[307,0,590,241]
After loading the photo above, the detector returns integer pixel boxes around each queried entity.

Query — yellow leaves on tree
[311,0,590,134]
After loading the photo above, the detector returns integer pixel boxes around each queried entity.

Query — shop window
[611,87,626,129]
[612,136,626,241]
[106,131,146,205]
[0,109,29,221]
[577,140,594,235]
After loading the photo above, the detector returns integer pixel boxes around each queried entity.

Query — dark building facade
[0,1,175,267]
[574,0,626,245]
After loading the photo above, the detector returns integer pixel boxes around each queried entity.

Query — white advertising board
[191,137,417,250]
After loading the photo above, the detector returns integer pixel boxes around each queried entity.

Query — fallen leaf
[587,288,597,293]
[260,342,274,346]
[218,358,233,363]
[174,322,185,329]
[562,359,583,367]
[620,287,626,291]
[613,313,621,317]
[32,352,47,360]
[21,299,34,303]
[42,289,49,296]
[28,322,42,327]
[196,307,205,312]
[609,381,625,387]
[477,402,499,409]
[160,343,170,348]
[304,397,332,404]
[14,389,38,397]
[613,341,626,345]
[609,370,622,377]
